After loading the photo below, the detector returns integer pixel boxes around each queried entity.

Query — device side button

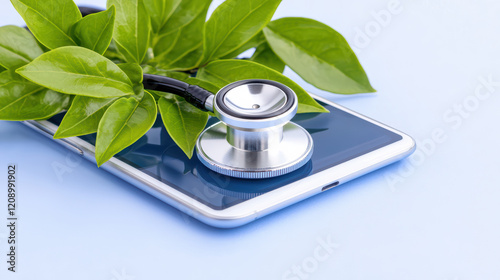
[321,181,339,192]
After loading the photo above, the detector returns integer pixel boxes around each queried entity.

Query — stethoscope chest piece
[196,80,313,179]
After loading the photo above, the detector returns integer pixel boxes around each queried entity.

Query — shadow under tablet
[47,102,402,210]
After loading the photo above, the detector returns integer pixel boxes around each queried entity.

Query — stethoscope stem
[142,74,214,112]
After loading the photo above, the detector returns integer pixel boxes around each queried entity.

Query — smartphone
[23,94,415,228]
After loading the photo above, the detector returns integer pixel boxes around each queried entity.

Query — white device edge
[22,95,416,228]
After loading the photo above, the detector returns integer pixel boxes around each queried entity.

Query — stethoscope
[143,74,314,179]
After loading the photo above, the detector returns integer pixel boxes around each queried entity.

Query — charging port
[321,181,339,192]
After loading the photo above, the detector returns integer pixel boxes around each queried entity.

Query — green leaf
[54,96,118,139]
[263,17,375,94]
[160,47,205,71]
[16,46,134,98]
[0,70,69,121]
[35,36,50,53]
[107,0,151,64]
[143,0,182,34]
[95,91,157,166]
[152,0,212,70]
[158,93,208,158]
[220,31,265,59]
[142,65,190,80]
[250,42,285,73]
[71,6,116,55]
[147,90,162,102]
[0,25,43,69]
[118,63,143,85]
[104,40,126,62]
[10,0,81,49]
[197,59,328,113]
[203,0,282,63]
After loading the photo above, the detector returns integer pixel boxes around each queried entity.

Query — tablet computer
[23,94,415,228]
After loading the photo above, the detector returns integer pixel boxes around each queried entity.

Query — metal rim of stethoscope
[212,79,298,131]
[195,124,314,179]
[215,79,296,119]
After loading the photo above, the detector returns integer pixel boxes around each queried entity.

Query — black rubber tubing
[142,75,214,111]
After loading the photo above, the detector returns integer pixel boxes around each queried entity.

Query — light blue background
[1,0,500,279]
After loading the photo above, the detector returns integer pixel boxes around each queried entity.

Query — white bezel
[23,94,415,228]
